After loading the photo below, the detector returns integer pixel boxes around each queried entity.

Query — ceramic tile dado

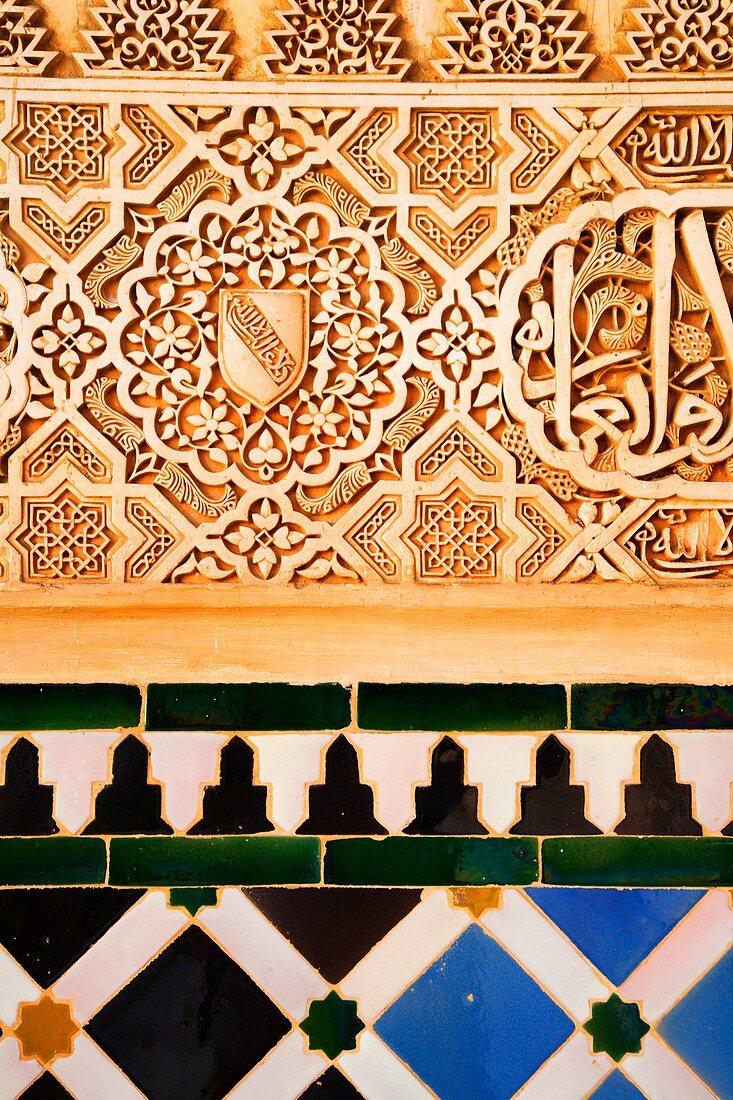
[0,885,728,1100]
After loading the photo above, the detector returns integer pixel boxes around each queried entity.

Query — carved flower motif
[141,311,195,369]
[310,245,364,292]
[294,394,344,443]
[247,426,288,481]
[33,303,104,376]
[170,240,216,285]
[419,303,494,382]
[221,108,305,190]
[224,498,306,578]
[187,397,238,448]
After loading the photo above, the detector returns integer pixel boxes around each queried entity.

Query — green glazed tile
[168,887,219,916]
[0,838,106,885]
[357,683,567,731]
[146,683,350,731]
[0,684,141,730]
[109,837,321,886]
[571,683,733,731]
[542,837,733,886]
[324,837,538,886]
[300,992,364,1060]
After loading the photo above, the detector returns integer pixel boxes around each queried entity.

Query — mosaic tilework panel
[0,885,730,1098]
[0,680,729,1098]
[0,682,732,839]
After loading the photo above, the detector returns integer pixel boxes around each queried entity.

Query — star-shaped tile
[14,994,79,1066]
[301,991,364,1060]
[584,994,650,1062]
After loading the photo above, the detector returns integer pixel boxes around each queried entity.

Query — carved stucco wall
[0,0,730,586]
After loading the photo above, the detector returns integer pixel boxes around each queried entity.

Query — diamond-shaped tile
[658,947,733,1099]
[590,1071,646,1099]
[299,1066,365,1098]
[375,923,574,1100]
[244,887,421,983]
[0,887,144,986]
[526,887,706,985]
[19,1074,73,1099]
[86,925,290,1100]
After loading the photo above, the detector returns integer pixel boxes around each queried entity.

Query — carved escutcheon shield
[218,288,309,410]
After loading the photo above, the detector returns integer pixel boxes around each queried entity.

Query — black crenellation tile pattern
[0,683,728,846]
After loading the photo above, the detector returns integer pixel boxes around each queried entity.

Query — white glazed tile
[562,733,641,832]
[481,890,611,1021]
[226,1030,324,1100]
[53,890,189,1022]
[350,733,436,831]
[35,731,120,833]
[200,887,328,1020]
[0,943,39,1027]
[514,1030,612,1100]
[52,1031,146,1099]
[341,889,470,1022]
[457,734,537,833]
[143,731,228,831]
[623,1033,717,1100]
[667,732,733,831]
[621,889,733,1021]
[338,1030,435,1100]
[0,1035,43,1099]
[250,734,333,832]
[0,736,16,777]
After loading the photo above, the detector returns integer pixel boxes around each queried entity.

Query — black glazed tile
[0,739,58,836]
[510,735,601,836]
[0,887,144,985]
[147,682,351,731]
[0,683,141,730]
[358,682,567,731]
[404,736,487,835]
[616,735,702,836]
[19,1074,74,1099]
[297,736,387,836]
[300,1066,365,1098]
[244,886,422,983]
[571,683,733,730]
[87,925,291,1100]
[84,735,172,835]
[189,737,273,835]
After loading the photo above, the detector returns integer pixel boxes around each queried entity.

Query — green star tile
[300,991,364,1060]
[584,994,650,1062]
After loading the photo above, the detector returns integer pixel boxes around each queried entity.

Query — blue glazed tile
[659,948,733,1100]
[591,1071,646,1099]
[526,887,706,984]
[374,923,574,1100]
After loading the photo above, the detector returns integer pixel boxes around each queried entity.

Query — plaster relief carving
[0,0,728,585]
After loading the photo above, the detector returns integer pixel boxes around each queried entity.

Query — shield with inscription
[218,289,309,410]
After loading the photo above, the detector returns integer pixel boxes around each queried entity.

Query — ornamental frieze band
[0,0,732,585]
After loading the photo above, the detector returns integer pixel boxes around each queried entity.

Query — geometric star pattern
[0,884,729,1098]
